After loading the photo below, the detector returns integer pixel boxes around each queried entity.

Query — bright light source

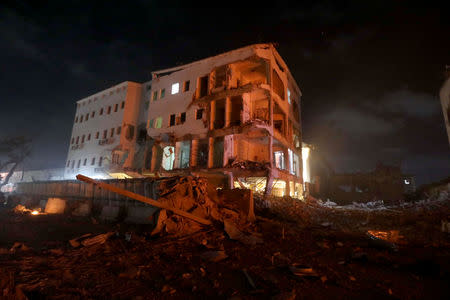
[404,179,410,185]
[31,210,39,215]
[302,146,310,184]
[171,83,179,94]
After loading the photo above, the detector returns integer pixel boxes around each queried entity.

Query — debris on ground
[0,177,449,299]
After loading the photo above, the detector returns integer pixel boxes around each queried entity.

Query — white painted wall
[65,82,137,179]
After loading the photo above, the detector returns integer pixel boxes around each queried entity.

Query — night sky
[1,1,449,186]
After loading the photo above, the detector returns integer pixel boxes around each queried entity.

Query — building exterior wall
[64,81,144,179]
[144,44,304,198]
[440,76,450,145]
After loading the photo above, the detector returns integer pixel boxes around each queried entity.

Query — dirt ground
[1,199,450,299]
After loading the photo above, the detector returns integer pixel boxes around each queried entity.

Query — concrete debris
[289,264,319,278]
[223,219,263,245]
[9,242,30,252]
[226,159,270,170]
[200,250,228,262]
[441,220,450,233]
[13,205,33,214]
[69,232,114,248]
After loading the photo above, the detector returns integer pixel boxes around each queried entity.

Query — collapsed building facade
[65,44,304,198]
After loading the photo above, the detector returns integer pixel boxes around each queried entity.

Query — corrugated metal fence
[16,178,161,207]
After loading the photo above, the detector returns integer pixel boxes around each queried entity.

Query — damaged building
[65,44,304,198]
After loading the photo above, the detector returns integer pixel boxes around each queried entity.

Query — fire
[31,210,39,215]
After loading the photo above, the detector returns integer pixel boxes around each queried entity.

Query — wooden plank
[76,174,212,226]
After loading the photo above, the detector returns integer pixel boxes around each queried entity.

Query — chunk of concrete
[39,199,47,210]
[100,206,120,221]
[72,202,92,217]
[124,206,158,224]
[45,198,67,214]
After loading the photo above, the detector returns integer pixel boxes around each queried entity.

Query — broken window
[178,141,191,169]
[121,101,125,109]
[213,65,227,88]
[196,108,204,120]
[114,104,118,112]
[196,139,208,168]
[137,129,147,143]
[180,112,186,124]
[76,136,79,144]
[213,137,224,168]
[75,116,78,123]
[198,75,209,97]
[230,96,243,126]
[144,101,149,110]
[77,160,81,168]
[110,128,114,138]
[273,102,286,136]
[66,160,70,167]
[272,69,285,100]
[107,106,111,114]
[96,131,99,139]
[91,111,95,118]
[82,135,85,143]
[80,116,83,123]
[103,130,107,139]
[91,157,95,165]
[155,117,162,128]
[160,88,165,99]
[98,157,103,167]
[152,91,158,101]
[116,126,121,135]
[83,158,87,166]
[148,119,154,128]
[71,160,75,169]
[169,114,176,127]
[214,98,226,129]
[162,146,175,170]
[87,134,91,141]
[183,80,190,92]
[171,83,179,94]
[85,113,89,121]
[100,108,103,115]
[274,151,285,170]
[71,137,74,144]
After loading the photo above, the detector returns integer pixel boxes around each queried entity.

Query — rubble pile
[226,159,270,170]
[152,176,262,245]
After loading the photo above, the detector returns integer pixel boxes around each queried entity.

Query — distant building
[0,168,65,193]
[64,81,151,179]
[440,66,450,145]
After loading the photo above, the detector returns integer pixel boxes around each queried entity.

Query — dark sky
[1,0,449,186]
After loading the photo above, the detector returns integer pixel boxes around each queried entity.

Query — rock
[200,250,228,262]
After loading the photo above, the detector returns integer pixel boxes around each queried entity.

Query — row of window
[148,109,204,129]
[67,156,104,169]
[75,101,125,123]
[151,80,190,101]
[77,86,127,108]
[71,126,121,144]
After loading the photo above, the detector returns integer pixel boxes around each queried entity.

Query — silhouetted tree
[0,136,32,189]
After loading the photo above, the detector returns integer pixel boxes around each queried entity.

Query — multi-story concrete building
[65,81,151,179]
[440,66,450,146]
[65,44,304,198]
[145,44,303,197]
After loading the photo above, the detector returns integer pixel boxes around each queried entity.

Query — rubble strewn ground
[0,182,449,299]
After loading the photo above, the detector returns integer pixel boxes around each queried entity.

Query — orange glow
[367,230,403,244]
[31,210,39,215]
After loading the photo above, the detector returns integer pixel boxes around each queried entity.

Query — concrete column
[265,173,274,196]
[225,96,231,127]
[150,144,158,172]
[208,137,214,168]
[285,180,290,197]
[191,139,198,168]
[210,101,216,130]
